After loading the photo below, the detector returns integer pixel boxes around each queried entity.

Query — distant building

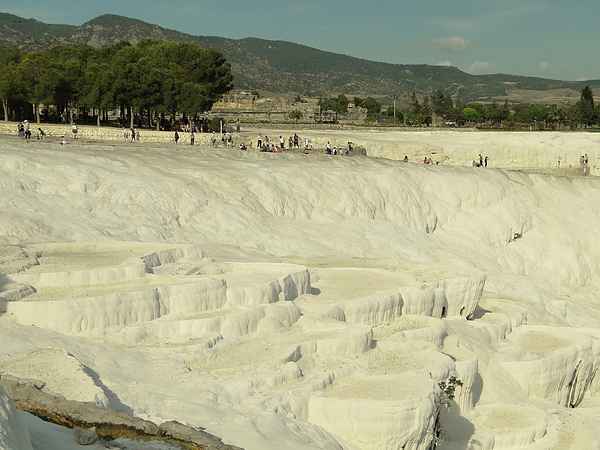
[209,91,367,124]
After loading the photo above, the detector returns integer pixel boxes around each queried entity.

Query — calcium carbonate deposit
[1,127,600,449]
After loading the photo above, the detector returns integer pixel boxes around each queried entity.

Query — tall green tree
[156,41,233,116]
[0,47,25,121]
[19,52,62,123]
[354,97,381,115]
[513,104,535,124]
[110,42,152,127]
[462,107,480,123]
[362,97,381,115]
[42,44,95,123]
[109,39,233,128]
[577,85,596,127]
[408,93,431,126]
[79,60,115,126]
[319,94,349,115]
[431,90,454,121]
[546,105,565,129]
[407,92,420,125]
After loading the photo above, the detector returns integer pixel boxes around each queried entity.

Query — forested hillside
[0,12,598,102]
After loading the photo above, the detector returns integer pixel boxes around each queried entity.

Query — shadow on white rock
[0,384,33,450]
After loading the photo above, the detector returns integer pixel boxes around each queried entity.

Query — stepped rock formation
[2,128,600,448]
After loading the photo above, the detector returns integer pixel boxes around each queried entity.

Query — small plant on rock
[438,376,463,409]
[432,376,464,449]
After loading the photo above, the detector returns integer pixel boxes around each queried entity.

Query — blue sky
[3,1,599,81]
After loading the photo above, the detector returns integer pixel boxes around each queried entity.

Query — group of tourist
[580,154,590,176]
[173,130,234,147]
[325,141,352,156]
[123,127,141,142]
[473,154,489,167]
[255,133,310,152]
[14,121,349,156]
[16,121,76,144]
[165,126,358,155]
[17,121,46,142]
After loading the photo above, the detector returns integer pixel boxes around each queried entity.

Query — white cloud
[467,61,497,74]
[427,36,471,53]
[437,61,453,67]
[538,61,554,72]
[432,4,547,35]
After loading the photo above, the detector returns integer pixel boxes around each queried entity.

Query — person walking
[24,121,31,142]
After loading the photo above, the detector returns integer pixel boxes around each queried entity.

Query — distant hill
[1,12,598,103]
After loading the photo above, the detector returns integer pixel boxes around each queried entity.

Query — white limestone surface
[308,373,438,449]
[496,325,600,408]
[0,347,109,408]
[2,129,600,449]
[444,404,548,449]
[0,385,33,450]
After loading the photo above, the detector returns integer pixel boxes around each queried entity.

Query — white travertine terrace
[2,129,600,449]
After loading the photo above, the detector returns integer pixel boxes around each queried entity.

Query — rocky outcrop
[0,376,242,450]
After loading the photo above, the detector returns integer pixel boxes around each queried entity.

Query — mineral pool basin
[356,339,453,376]
[498,325,591,361]
[297,262,483,305]
[7,242,177,272]
[319,371,435,402]
[187,316,370,372]
[371,315,444,340]
[471,404,547,448]
[11,253,310,301]
[296,267,422,305]
[19,274,220,302]
[213,262,309,289]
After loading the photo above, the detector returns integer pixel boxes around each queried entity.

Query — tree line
[0,39,234,128]
[318,87,599,129]
[425,86,598,129]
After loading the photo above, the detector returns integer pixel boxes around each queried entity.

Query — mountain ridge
[0,12,598,102]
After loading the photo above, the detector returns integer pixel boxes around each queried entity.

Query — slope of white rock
[0,385,33,450]
[1,129,600,449]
